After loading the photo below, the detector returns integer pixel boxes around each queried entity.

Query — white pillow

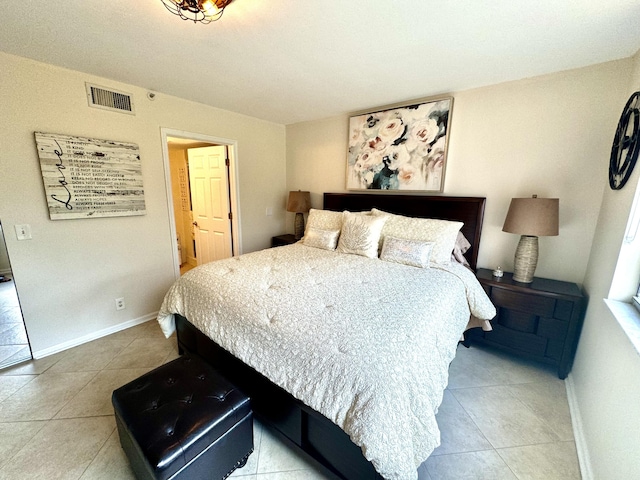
[336,211,387,258]
[303,227,340,251]
[371,208,463,265]
[380,236,434,268]
[304,209,344,236]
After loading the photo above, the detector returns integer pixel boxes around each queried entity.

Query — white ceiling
[1,1,639,125]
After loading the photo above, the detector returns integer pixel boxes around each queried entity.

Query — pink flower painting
[346,98,452,192]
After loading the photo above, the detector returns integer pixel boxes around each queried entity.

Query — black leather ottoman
[112,354,253,480]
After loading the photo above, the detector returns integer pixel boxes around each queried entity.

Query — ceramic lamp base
[513,235,538,283]
[294,213,305,240]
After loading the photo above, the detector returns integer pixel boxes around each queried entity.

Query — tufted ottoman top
[112,354,251,480]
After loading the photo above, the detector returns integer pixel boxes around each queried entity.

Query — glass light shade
[201,0,220,15]
[160,0,232,24]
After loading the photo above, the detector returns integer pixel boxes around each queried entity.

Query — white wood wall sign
[34,132,146,220]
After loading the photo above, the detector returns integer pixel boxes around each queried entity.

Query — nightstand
[271,234,298,247]
[468,268,587,379]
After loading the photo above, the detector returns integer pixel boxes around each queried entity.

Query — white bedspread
[157,244,495,480]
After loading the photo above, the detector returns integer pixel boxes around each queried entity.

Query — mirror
[0,221,32,369]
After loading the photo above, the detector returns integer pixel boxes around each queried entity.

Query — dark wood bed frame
[175,193,486,480]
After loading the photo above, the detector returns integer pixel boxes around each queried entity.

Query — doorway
[161,129,241,279]
[0,221,32,369]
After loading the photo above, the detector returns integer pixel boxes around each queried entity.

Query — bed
[157,193,495,480]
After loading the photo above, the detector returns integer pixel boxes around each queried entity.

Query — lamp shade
[502,196,559,237]
[286,191,311,213]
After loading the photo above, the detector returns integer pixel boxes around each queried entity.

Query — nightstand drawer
[491,288,555,317]
[496,309,538,333]
[538,317,569,339]
[553,299,574,321]
[485,325,547,356]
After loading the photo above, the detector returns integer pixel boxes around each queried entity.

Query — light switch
[266,207,273,216]
[15,224,32,240]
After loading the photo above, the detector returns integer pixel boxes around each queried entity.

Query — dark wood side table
[468,268,587,379]
[271,234,298,247]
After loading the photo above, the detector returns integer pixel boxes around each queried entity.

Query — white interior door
[187,146,233,265]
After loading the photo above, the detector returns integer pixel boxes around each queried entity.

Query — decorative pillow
[336,211,388,258]
[305,208,342,235]
[380,236,434,268]
[303,209,344,238]
[371,208,463,265]
[303,227,340,251]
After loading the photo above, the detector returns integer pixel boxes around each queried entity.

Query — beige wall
[287,60,631,284]
[571,49,640,479]
[0,52,286,355]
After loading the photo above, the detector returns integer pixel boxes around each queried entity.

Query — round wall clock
[609,91,640,190]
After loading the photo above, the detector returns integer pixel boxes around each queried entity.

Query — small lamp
[502,195,559,283]
[287,190,311,240]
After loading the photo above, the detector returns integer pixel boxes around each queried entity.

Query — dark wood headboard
[323,193,486,271]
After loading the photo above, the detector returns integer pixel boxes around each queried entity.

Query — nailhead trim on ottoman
[112,354,253,480]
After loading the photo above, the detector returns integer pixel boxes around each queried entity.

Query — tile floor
[0,276,32,369]
[0,320,581,480]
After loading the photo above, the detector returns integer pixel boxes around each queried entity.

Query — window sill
[604,299,640,356]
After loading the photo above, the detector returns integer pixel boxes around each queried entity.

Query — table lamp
[287,190,311,240]
[502,195,559,283]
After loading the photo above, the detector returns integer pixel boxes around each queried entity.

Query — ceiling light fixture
[160,0,233,24]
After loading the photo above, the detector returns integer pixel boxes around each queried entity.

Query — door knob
[192,221,198,227]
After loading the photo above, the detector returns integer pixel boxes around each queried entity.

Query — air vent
[85,83,135,115]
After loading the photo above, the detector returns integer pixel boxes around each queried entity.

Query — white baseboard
[32,312,159,359]
[565,374,593,480]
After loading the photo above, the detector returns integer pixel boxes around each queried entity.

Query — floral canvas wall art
[346,98,452,192]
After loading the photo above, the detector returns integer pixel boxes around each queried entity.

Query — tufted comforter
[157,243,495,480]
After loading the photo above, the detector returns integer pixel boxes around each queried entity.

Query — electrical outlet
[115,297,125,311]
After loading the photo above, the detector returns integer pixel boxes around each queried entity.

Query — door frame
[160,128,242,280]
